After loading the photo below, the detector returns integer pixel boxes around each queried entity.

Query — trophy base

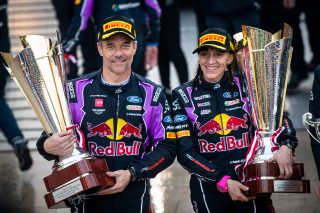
[43,158,115,209]
[243,179,310,197]
[241,162,310,196]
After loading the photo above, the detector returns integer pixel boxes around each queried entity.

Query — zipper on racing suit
[113,89,121,140]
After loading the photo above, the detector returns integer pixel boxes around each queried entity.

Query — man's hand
[145,46,158,71]
[226,179,255,202]
[316,182,320,199]
[44,131,76,157]
[266,145,293,179]
[97,170,131,195]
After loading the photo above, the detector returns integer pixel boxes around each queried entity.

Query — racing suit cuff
[36,131,58,161]
[217,175,231,193]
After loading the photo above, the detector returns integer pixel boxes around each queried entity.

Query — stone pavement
[0,1,319,213]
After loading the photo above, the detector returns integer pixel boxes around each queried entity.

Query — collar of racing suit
[197,71,230,91]
[96,70,134,95]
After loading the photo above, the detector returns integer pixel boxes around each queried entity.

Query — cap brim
[192,44,227,54]
[101,31,136,41]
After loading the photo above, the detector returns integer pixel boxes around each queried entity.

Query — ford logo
[174,115,188,123]
[127,96,142,103]
[163,116,173,123]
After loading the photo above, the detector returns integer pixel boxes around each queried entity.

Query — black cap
[97,15,137,41]
[193,28,235,54]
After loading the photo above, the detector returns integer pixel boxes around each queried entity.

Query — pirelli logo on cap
[199,33,226,46]
[104,21,132,32]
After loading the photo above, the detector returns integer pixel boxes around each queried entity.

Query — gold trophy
[1,33,114,208]
[234,24,310,195]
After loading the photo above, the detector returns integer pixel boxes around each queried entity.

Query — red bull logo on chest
[88,141,141,156]
[197,113,248,136]
[87,118,142,140]
[199,132,249,153]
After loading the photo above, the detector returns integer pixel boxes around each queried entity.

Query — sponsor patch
[177,130,190,138]
[152,87,162,102]
[166,132,176,139]
[197,101,210,107]
[174,115,188,123]
[92,108,105,115]
[200,109,211,115]
[194,94,211,101]
[172,99,181,111]
[126,112,142,116]
[199,33,226,46]
[127,96,142,103]
[95,98,103,107]
[67,82,75,99]
[126,105,142,111]
[178,89,189,103]
[163,115,173,123]
[103,21,132,32]
[224,99,240,106]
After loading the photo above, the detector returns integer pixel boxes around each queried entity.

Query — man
[63,0,161,76]
[309,64,320,199]
[36,15,176,212]
[0,0,32,171]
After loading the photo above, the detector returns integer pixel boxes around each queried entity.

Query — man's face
[97,34,137,76]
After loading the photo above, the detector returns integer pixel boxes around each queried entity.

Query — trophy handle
[302,112,320,143]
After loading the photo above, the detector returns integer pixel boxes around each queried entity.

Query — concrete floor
[0,6,319,213]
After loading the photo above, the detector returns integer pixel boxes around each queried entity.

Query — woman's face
[198,47,233,83]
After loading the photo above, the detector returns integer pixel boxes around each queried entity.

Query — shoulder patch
[151,86,163,106]
[66,81,77,103]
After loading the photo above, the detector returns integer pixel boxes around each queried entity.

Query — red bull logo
[87,118,142,140]
[87,122,112,137]
[197,113,248,136]
[196,120,222,136]
[225,114,248,130]
[88,141,141,156]
[199,132,249,153]
[119,123,142,139]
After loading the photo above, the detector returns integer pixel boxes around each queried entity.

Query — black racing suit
[309,65,320,180]
[37,71,176,212]
[63,0,161,76]
[171,73,297,213]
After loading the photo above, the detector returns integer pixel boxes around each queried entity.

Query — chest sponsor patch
[88,141,141,156]
[126,105,142,111]
[198,132,249,153]
[95,98,103,107]
[127,96,142,103]
[174,114,188,123]
[224,99,240,106]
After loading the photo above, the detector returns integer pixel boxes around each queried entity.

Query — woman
[171,28,298,212]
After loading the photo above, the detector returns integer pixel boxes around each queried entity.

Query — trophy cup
[234,24,310,196]
[303,113,320,143]
[1,34,115,208]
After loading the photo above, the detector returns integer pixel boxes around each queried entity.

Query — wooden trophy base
[241,162,310,196]
[43,158,115,209]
